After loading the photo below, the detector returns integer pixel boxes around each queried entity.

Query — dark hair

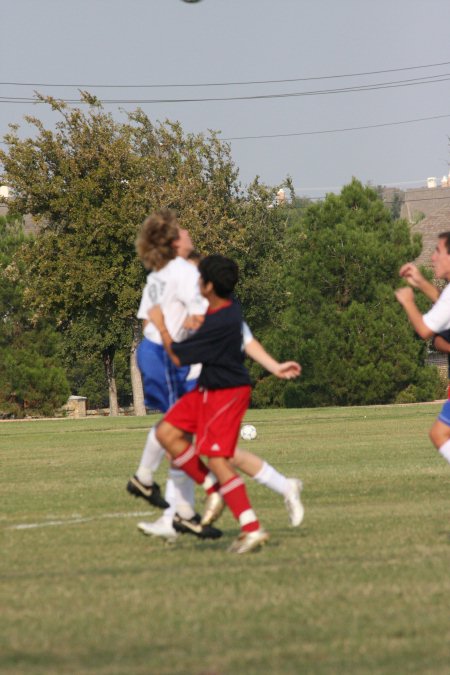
[198,254,239,298]
[438,232,450,254]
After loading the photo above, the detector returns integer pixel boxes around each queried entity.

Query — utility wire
[221,113,450,141]
[1,59,450,89]
[1,112,449,146]
[1,72,450,105]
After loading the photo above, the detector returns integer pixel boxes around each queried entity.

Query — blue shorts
[137,338,197,413]
[438,399,450,426]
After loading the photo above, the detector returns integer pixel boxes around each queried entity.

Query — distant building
[400,182,450,225]
[0,186,39,234]
[381,177,450,230]
[410,202,450,268]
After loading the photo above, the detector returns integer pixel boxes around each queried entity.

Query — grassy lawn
[1,405,450,674]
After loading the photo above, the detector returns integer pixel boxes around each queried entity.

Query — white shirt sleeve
[423,284,450,333]
[137,285,151,320]
[242,321,253,346]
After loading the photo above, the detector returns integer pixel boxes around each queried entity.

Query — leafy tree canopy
[0,216,69,417]
[252,180,441,407]
[0,94,291,411]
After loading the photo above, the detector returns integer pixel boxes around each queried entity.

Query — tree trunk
[130,322,146,416]
[103,348,119,416]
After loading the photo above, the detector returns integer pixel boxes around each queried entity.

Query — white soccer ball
[240,424,257,441]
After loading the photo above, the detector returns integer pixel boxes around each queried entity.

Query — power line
[1,72,450,105]
[300,193,450,204]
[1,59,450,89]
[221,113,450,141]
[2,112,449,147]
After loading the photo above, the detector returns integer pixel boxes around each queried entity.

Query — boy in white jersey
[396,231,450,469]
[128,209,304,540]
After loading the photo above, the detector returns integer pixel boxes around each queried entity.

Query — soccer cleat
[126,476,170,509]
[173,513,223,540]
[201,491,225,526]
[137,517,178,541]
[284,478,304,527]
[228,529,270,554]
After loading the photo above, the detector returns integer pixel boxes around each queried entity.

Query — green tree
[0,216,69,417]
[252,179,440,407]
[0,94,246,414]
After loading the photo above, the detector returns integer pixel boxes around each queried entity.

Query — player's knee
[429,427,438,448]
[156,421,184,448]
[429,423,450,449]
[156,421,171,447]
[228,454,238,468]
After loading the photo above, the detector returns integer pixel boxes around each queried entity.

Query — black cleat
[173,513,223,540]
[126,476,170,509]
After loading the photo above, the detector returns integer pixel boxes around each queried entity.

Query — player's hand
[184,314,205,330]
[148,305,165,330]
[275,361,302,379]
[395,287,415,306]
[399,262,424,288]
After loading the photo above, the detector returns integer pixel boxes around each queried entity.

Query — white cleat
[284,478,304,527]
[228,528,270,554]
[137,517,178,541]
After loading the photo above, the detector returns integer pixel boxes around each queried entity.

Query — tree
[252,179,441,407]
[0,94,245,415]
[0,215,69,417]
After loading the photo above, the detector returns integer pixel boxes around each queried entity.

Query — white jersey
[423,284,450,333]
[137,257,207,344]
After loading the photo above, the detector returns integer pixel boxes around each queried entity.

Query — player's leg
[138,419,222,540]
[127,340,171,506]
[127,422,169,509]
[157,419,217,489]
[147,354,201,529]
[154,418,224,536]
[129,340,198,521]
[208,456,269,554]
[231,448,304,527]
[429,400,450,465]
[193,385,268,552]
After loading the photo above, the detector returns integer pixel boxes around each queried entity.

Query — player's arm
[148,305,182,367]
[395,287,434,339]
[244,338,301,379]
[183,315,205,331]
[433,334,450,354]
[399,263,440,302]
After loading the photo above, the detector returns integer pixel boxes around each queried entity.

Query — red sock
[173,445,209,485]
[220,475,260,533]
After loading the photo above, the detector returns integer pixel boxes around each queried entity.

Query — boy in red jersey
[151,254,301,553]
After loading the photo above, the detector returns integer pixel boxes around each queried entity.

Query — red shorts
[163,385,252,457]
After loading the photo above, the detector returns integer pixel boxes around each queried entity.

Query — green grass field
[1,405,450,675]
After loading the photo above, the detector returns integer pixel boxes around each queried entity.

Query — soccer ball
[240,424,257,441]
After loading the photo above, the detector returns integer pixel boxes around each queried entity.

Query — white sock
[253,461,288,496]
[135,426,165,486]
[438,439,450,465]
[163,468,196,521]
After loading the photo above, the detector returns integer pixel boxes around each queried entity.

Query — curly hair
[136,209,180,271]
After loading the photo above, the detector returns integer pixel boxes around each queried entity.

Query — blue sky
[2,0,450,197]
